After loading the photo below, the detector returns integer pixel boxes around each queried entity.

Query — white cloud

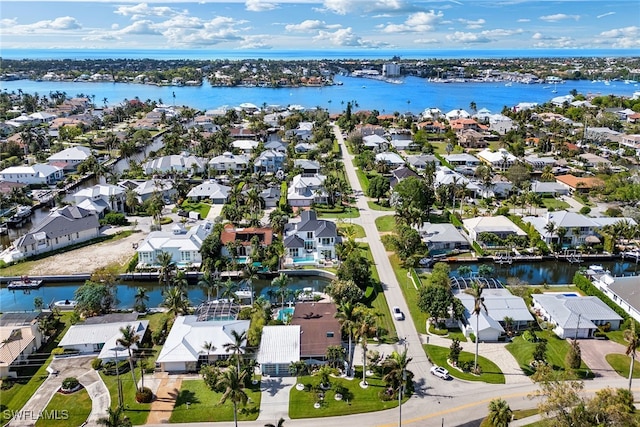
[532,36,576,48]
[2,16,82,34]
[383,10,443,33]
[245,0,278,12]
[597,12,615,19]
[82,33,121,42]
[115,3,180,20]
[539,13,580,22]
[414,37,438,44]
[322,0,403,15]
[313,27,383,47]
[458,18,485,30]
[599,26,638,38]
[0,18,18,27]
[118,20,160,35]
[239,35,272,49]
[599,26,639,48]
[446,31,491,44]
[159,16,246,46]
[285,20,340,32]
[517,18,530,23]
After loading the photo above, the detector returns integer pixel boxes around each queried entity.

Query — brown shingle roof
[290,302,342,358]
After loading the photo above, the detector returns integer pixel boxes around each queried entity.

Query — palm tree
[97,406,131,427]
[117,325,141,392]
[219,366,248,427]
[172,270,189,292]
[544,221,557,248]
[161,286,189,318]
[264,417,285,427]
[224,329,247,373]
[465,282,487,373]
[354,307,378,386]
[487,398,512,427]
[156,251,175,287]
[198,270,220,301]
[624,322,639,391]
[242,264,259,305]
[271,273,290,307]
[202,341,216,366]
[133,287,149,313]
[382,348,413,396]
[335,301,358,376]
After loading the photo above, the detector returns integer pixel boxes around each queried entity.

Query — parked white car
[392,306,404,320]
[430,365,450,380]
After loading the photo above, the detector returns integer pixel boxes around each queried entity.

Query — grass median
[424,344,505,384]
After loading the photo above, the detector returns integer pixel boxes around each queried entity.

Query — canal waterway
[0,276,331,312]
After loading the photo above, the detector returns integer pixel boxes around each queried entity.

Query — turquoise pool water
[277,307,294,322]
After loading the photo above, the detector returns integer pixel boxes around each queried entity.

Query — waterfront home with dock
[0,312,45,378]
[137,220,213,268]
[283,210,339,267]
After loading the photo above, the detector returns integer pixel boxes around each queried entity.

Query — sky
[0,0,638,51]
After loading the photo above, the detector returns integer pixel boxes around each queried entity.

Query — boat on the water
[53,299,77,310]
[7,276,43,290]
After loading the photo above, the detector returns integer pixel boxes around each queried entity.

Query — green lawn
[0,313,74,421]
[360,244,396,342]
[367,201,395,211]
[99,366,152,425]
[605,353,640,378]
[337,223,366,239]
[316,206,360,219]
[541,198,570,210]
[424,345,505,384]
[355,169,370,193]
[606,330,628,346]
[375,215,396,233]
[389,254,429,334]
[180,200,211,219]
[289,370,403,418]
[35,387,92,427]
[505,330,591,378]
[169,379,261,423]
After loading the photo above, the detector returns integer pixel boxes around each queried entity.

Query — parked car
[392,306,404,320]
[430,365,450,380]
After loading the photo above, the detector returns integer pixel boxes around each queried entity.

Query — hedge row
[572,272,628,320]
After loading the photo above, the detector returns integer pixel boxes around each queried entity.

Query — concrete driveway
[577,338,627,379]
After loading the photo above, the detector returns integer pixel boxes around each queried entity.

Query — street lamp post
[398,337,408,427]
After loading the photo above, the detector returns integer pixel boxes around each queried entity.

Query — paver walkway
[7,356,109,427]
[146,375,182,424]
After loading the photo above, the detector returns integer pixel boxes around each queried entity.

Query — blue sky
[0,0,638,51]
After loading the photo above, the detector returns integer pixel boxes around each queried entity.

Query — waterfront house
[455,288,533,341]
[463,215,526,243]
[287,173,327,207]
[594,274,640,323]
[375,152,405,168]
[232,139,259,154]
[253,149,286,173]
[257,325,301,376]
[529,181,570,197]
[156,315,249,373]
[46,146,92,171]
[476,148,517,170]
[488,114,516,135]
[555,174,605,194]
[434,167,469,188]
[0,313,45,378]
[208,152,249,176]
[532,293,622,339]
[416,222,469,255]
[3,206,100,263]
[406,154,440,171]
[290,302,342,363]
[294,159,321,175]
[142,154,206,175]
[443,153,480,168]
[73,184,125,215]
[294,142,317,154]
[363,134,388,151]
[58,315,149,361]
[137,220,214,268]
[186,180,231,203]
[620,134,640,156]
[220,224,274,263]
[524,155,557,170]
[0,163,64,185]
[119,179,176,203]
[445,109,471,120]
[283,210,339,266]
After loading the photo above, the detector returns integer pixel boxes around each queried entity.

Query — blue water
[2,76,636,116]
[277,307,294,322]
[2,48,637,60]
[0,276,330,312]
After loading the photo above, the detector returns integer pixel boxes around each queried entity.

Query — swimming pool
[277,307,294,322]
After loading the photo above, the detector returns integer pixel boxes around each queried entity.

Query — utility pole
[113,346,124,408]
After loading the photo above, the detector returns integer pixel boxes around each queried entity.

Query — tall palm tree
[97,406,131,427]
[219,366,248,427]
[544,221,557,249]
[156,251,175,287]
[198,270,220,301]
[271,273,290,307]
[242,264,259,305]
[354,306,378,386]
[202,341,216,366]
[465,282,487,373]
[335,301,358,376]
[487,398,513,427]
[382,348,413,396]
[624,322,639,391]
[133,287,149,313]
[161,286,189,318]
[224,330,247,373]
[172,270,189,292]
[117,325,141,392]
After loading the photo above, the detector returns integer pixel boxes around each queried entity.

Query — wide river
[2,76,637,116]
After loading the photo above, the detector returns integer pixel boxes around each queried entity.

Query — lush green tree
[566,339,582,370]
[390,224,426,266]
[335,301,359,376]
[117,325,142,392]
[426,263,451,288]
[449,338,462,366]
[325,345,346,369]
[585,387,637,427]
[624,321,639,391]
[326,279,363,305]
[354,306,378,385]
[75,281,115,317]
[200,364,224,392]
[134,287,149,313]
[417,285,453,324]
[465,282,487,373]
[161,286,189,318]
[382,348,413,397]
[392,176,435,227]
[219,366,248,427]
[487,398,513,427]
[224,329,247,373]
[156,251,176,287]
[367,174,390,202]
[271,273,290,307]
[97,406,131,426]
[337,251,372,290]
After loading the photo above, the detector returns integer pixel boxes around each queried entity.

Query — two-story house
[283,210,339,266]
[208,152,249,176]
[0,164,64,185]
[254,149,286,174]
[287,174,327,207]
[137,221,214,268]
[219,224,274,263]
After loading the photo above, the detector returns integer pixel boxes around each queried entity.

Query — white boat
[587,265,609,274]
[234,287,254,299]
[298,287,322,301]
[53,300,77,310]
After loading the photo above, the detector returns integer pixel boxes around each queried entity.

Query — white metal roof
[257,325,300,365]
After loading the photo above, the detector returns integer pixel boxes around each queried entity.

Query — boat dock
[7,277,44,290]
